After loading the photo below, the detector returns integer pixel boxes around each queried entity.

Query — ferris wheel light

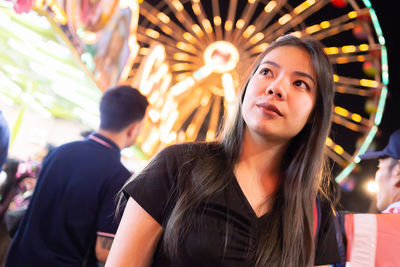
[305,24,320,34]
[334,145,344,155]
[191,24,203,37]
[203,41,239,74]
[251,42,270,54]
[359,44,369,51]
[325,137,333,147]
[250,32,265,45]
[360,79,379,88]
[293,0,315,15]
[348,11,358,19]
[351,113,362,122]
[183,32,196,43]
[278,14,292,25]
[145,29,160,39]
[342,45,356,53]
[202,19,213,33]
[157,12,170,24]
[192,3,201,15]
[171,0,184,11]
[335,106,349,117]
[320,21,330,29]
[325,47,339,55]
[236,19,245,29]
[224,20,233,31]
[264,1,277,13]
[243,25,256,38]
[213,16,221,26]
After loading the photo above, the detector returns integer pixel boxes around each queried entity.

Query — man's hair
[99,85,148,132]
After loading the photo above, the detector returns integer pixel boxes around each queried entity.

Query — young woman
[106,35,342,267]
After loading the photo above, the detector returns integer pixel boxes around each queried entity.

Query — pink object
[345,213,400,266]
[11,0,35,14]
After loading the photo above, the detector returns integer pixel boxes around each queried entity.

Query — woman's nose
[265,86,286,100]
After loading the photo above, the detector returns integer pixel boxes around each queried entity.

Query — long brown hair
[163,34,334,266]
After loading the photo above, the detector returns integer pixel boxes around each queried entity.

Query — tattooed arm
[96,235,114,263]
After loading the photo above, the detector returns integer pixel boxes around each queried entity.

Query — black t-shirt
[6,134,132,267]
[124,142,342,266]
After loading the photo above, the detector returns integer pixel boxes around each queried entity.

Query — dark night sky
[339,1,400,212]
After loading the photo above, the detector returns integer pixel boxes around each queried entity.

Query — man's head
[99,85,148,147]
[360,129,400,211]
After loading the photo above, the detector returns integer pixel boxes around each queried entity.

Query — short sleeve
[314,198,343,265]
[123,145,184,226]
[97,168,131,237]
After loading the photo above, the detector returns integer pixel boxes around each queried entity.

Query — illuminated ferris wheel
[33,0,387,182]
[115,0,387,183]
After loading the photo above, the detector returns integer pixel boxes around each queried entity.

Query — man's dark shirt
[6,133,131,267]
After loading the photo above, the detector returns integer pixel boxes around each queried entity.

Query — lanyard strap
[88,134,115,151]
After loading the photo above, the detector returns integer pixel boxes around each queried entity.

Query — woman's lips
[256,102,283,116]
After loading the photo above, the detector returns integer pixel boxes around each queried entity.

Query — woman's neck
[238,129,288,179]
[234,130,288,216]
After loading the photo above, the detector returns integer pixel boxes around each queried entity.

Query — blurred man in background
[6,85,148,266]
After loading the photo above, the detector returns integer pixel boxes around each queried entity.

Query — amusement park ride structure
[0,0,389,184]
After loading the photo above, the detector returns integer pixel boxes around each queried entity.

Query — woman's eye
[294,80,309,90]
[260,68,271,76]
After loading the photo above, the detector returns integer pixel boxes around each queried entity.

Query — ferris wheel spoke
[303,8,369,40]
[165,0,211,45]
[138,26,183,50]
[190,0,215,42]
[186,101,212,141]
[331,54,375,65]
[139,2,185,42]
[167,52,199,66]
[335,85,376,97]
[262,0,328,42]
[172,90,204,132]
[326,148,348,168]
[231,0,261,44]
[312,21,359,41]
[325,43,381,62]
[222,0,238,41]
[334,75,382,90]
[211,0,223,40]
[326,137,353,163]
[332,113,370,133]
[252,0,287,35]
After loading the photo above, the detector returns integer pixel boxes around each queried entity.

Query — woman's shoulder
[156,141,224,160]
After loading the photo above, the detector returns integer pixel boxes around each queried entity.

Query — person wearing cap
[359,129,400,213]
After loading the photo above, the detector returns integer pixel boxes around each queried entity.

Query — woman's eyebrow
[260,60,280,68]
[293,71,316,86]
[260,60,316,86]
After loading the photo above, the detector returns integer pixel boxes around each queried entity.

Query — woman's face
[242,45,317,143]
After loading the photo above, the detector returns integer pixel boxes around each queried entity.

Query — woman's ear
[394,160,400,188]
